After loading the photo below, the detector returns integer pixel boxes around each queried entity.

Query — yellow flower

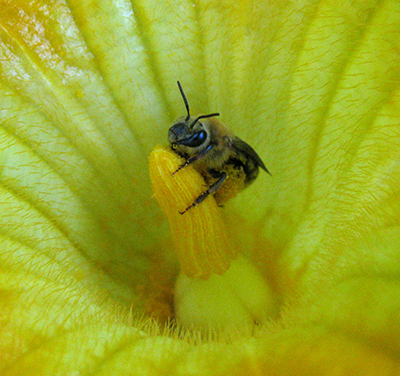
[1,0,400,374]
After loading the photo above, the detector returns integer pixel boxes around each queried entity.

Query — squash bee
[168,81,270,214]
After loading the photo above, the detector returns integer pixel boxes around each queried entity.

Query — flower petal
[1,0,400,374]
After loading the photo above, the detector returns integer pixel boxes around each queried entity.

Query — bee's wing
[231,137,270,175]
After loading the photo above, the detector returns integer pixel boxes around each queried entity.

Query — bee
[168,81,270,214]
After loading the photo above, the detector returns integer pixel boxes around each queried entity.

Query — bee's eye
[179,130,207,147]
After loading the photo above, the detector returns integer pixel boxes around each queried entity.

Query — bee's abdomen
[227,157,259,186]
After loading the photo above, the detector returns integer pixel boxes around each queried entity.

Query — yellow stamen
[149,145,237,279]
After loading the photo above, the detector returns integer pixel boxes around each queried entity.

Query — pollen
[209,164,246,205]
[149,145,237,279]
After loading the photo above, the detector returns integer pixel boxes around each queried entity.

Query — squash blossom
[1,0,400,374]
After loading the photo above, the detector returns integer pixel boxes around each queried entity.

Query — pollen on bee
[211,164,246,205]
[149,145,237,280]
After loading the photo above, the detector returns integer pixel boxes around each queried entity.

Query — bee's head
[168,81,219,156]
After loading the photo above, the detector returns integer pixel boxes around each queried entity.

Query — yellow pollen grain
[149,145,237,279]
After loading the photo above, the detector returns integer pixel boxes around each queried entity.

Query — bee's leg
[179,172,227,214]
[172,144,213,175]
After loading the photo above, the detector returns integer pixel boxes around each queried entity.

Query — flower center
[149,145,277,332]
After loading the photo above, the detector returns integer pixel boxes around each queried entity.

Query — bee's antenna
[190,113,220,128]
[177,81,190,121]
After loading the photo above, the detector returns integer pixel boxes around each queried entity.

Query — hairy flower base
[175,255,277,332]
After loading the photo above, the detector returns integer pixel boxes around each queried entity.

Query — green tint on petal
[272,0,400,289]
[0,0,170,289]
[66,0,171,142]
